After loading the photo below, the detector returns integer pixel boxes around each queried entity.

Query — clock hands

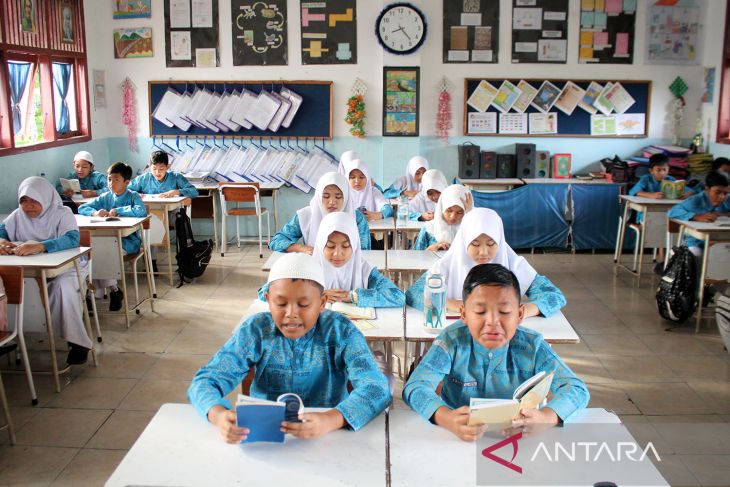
[390,24,411,41]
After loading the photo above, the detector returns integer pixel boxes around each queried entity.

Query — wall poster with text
[232,0,287,66]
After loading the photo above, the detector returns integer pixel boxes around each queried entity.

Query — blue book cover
[236,404,286,443]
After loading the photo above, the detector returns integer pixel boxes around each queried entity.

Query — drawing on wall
[443,0,499,63]
[232,0,287,66]
[646,0,702,65]
[164,0,220,67]
[61,1,74,43]
[511,0,568,64]
[702,67,715,103]
[21,0,37,34]
[114,27,153,58]
[578,0,635,64]
[300,0,356,64]
[383,67,419,137]
[113,0,152,19]
[93,70,107,108]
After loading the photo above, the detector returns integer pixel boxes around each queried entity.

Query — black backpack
[656,246,698,323]
[174,209,213,288]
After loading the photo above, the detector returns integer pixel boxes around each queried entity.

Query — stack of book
[643,145,691,180]
[687,152,714,177]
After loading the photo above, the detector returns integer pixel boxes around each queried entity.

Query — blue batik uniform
[406,273,566,318]
[258,268,405,308]
[56,171,108,195]
[413,227,438,250]
[668,192,730,248]
[629,174,691,223]
[78,190,146,254]
[0,226,79,253]
[129,171,199,198]
[403,323,589,423]
[269,211,371,252]
[187,310,392,431]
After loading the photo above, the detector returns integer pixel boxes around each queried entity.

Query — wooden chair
[219,182,270,258]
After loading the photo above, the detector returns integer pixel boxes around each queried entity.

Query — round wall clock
[375,3,427,55]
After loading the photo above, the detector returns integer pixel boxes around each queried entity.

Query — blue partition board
[472,184,569,249]
[464,78,650,137]
[571,184,623,250]
[148,81,332,138]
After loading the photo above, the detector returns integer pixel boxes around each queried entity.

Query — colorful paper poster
[443,0,499,63]
[578,0,635,64]
[590,114,618,135]
[492,80,522,113]
[616,113,645,135]
[512,80,538,113]
[113,0,151,19]
[531,80,561,113]
[232,0,287,66]
[498,113,528,134]
[301,0,357,65]
[646,2,702,65]
[593,82,615,115]
[603,82,635,113]
[554,81,585,115]
[578,81,602,114]
[467,80,498,112]
[92,70,106,108]
[512,0,568,63]
[113,27,153,58]
[537,39,566,62]
[165,0,219,67]
[468,112,498,134]
[529,112,558,134]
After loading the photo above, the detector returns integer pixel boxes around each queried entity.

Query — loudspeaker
[458,143,481,179]
[516,143,537,178]
[536,150,550,178]
[497,154,516,178]
[479,151,497,179]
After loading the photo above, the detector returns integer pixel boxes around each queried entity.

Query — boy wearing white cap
[188,253,392,443]
[56,150,108,198]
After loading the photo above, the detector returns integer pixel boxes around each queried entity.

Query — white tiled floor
[0,246,729,486]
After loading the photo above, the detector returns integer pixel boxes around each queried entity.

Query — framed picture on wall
[60,1,74,43]
[383,66,420,137]
[21,0,37,33]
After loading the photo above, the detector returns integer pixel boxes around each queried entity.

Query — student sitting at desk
[402,264,589,441]
[78,162,147,311]
[129,150,199,198]
[56,150,107,198]
[688,157,730,193]
[338,150,385,193]
[343,158,393,223]
[414,184,472,251]
[189,252,391,443]
[269,172,370,254]
[406,208,566,318]
[408,169,449,222]
[0,177,93,364]
[629,153,691,200]
[259,212,404,308]
[383,155,430,199]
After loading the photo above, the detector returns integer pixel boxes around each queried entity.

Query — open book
[468,371,554,426]
[327,301,376,320]
[235,393,303,444]
[59,178,81,194]
[661,179,685,200]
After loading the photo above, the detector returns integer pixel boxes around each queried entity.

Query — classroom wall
[1,0,725,237]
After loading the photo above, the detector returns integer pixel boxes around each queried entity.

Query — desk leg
[212,190,219,253]
[40,271,61,393]
[273,189,279,229]
[117,231,131,329]
[636,219,647,278]
[615,202,630,265]
[165,210,174,287]
[141,227,156,312]
[695,234,711,333]
[74,260,97,367]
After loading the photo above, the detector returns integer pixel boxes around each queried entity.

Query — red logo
[481,432,523,474]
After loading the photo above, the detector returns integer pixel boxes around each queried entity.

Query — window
[0,0,90,155]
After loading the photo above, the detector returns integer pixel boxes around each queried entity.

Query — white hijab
[336,150,358,176]
[314,212,373,291]
[410,169,448,214]
[393,155,430,193]
[431,208,537,298]
[426,184,471,243]
[3,176,78,243]
[297,172,355,246]
[343,159,388,212]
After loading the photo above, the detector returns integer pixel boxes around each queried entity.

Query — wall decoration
[21,0,36,33]
[231,0,287,65]
[383,67,419,137]
[511,0,568,64]
[578,0,635,64]
[60,1,74,43]
[93,70,107,108]
[376,3,427,55]
[436,78,453,142]
[165,0,220,67]
[443,0,499,63]
[300,0,356,64]
[122,77,138,152]
[669,76,687,145]
[646,0,702,65]
[702,67,715,103]
[113,0,151,19]
[113,27,153,58]
[345,79,367,138]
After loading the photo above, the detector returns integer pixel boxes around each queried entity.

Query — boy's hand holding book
[281,410,345,439]
[208,405,250,444]
[434,405,487,442]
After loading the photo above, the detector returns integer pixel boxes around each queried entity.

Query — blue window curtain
[52,63,72,134]
[8,62,32,135]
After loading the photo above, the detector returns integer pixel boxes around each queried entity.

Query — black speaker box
[516,143,537,178]
[479,151,497,179]
[536,150,550,178]
[497,154,516,178]
[458,143,481,179]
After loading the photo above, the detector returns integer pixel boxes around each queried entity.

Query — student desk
[105,403,386,487]
[615,195,681,277]
[141,195,188,287]
[461,178,524,192]
[0,247,94,392]
[388,408,668,487]
[671,218,730,332]
[261,250,439,273]
[75,215,155,328]
[368,217,396,248]
[394,219,427,250]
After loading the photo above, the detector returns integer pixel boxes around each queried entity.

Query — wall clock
[375,3,427,55]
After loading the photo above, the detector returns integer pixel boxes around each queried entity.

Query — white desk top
[389,408,667,487]
[262,250,437,273]
[368,218,396,232]
[74,215,149,229]
[262,250,384,272]
[242,299,404,341]
[620,195,682,205]
[670,218,730,233]
[105,403,386,487]
[404,306,579,343]
[141,194,188,204]
[395,219,426,231]
[0,246,90,269]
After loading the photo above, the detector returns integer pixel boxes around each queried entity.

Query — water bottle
[424,266,446,333]
[397,195,409,224]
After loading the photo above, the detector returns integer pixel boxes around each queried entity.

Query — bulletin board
[300,0,357,65]
[511,0,568,64]
[231,0,288,66]
[442,0,499,63]
[578,0,636,64]
[463,78,651,138]
[164,0,220,68]
[148,80,333,139]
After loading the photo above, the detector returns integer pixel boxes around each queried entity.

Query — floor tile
[51,448,127,487]
[621,382,712,415]
[686,381,730,414]
[143,353,210,380]
[86,410,154,450]
[80,352,159,379]
[582,333,652,356]
[117,379,191,411]
[663,355,730,381]
[46,377,137,410]
[585,383,641,415]
[598,355,681,383]
[637,332,715,355]
[0,445,78,486]
[679,454,730,486]
[14,408,111,448]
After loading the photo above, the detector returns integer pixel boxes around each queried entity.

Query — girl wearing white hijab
[0,176,93,364]
[342,159,393,221]
[383,155,430,198]
[259,212,404,307]
[408,169,449,220]
[406,208,566,318]
[338,150,385,193]
[414,184,473,251]
[269,172,371,253]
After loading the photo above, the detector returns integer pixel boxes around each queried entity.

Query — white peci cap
[267,252,326,289]
[74,150,94,165]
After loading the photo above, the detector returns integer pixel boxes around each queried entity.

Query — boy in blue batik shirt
[403,264,589,442]
[688,158,730,194]
[78,162,147,311]
[629,153,691,200]
[129,150,199,198]
[57,151,108,198]
[188,253,391,443]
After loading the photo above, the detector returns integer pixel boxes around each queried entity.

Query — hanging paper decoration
[121,77,138,152]
[669,76,687,145]
[345,78,367,138]
[436,77,453,143]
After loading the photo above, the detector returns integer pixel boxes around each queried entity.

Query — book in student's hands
[59,178,81,193]
[661,179,686,200]
[235,393,303,444]
[468,371,554,426]
[327,301,377,320]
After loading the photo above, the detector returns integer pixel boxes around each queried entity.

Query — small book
[661,179,686,199]
[59,178,81,193]
[468,371,554,426]
[235,393,303,444]
[327,301,377,320]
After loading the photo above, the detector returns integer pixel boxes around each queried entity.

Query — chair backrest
[220,183,260,204]
[79,229,91,247]
[0,266,23,305]
[667,219,681,234]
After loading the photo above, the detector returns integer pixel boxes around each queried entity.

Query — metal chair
[219,182,270,258]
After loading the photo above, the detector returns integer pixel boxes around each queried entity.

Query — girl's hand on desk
[324,290,351,303]
[693,212,718,222]
[420,211,434,221]
[13,241,45,256]
[651,192,665,199]
[0,241,17,255]
[208,406,249,444]
[365,211,383,222]
[108,209,119,217]
[160,190,180,198]
[522,303,540,318]
[428,242,450,251]
[288,244,314,255]
[282,410,345,439]
[434,406,486,442]
[93,209,109,217]
[80,190,97,198]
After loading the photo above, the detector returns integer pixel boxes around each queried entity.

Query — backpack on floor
[174,208,213,288]
[655,245,697,323]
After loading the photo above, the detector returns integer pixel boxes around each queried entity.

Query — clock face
[376,3,426,55]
